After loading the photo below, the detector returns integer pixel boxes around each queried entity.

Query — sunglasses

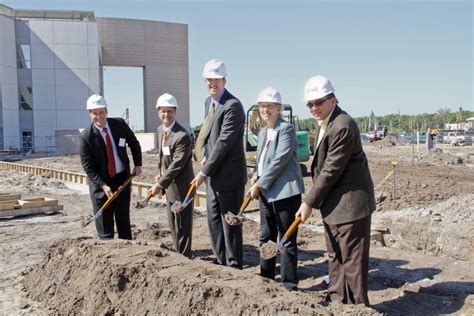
[306,95,333,108]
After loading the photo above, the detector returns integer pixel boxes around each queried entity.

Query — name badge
[119,138,126,147]
[162,146,171,156]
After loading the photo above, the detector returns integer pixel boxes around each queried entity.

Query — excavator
[244,104,311,176]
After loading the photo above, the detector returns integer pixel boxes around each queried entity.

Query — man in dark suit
[79,94,142,240]
[296,75,376,306]
[192,59,247,269]
[149,93,194,258]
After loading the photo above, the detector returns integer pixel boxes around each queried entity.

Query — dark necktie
[194,102,215,161]
[103,127,116,177]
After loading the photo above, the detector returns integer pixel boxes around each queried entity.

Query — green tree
[436,108,451,127]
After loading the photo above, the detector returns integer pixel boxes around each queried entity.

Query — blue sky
[4,0,472,130]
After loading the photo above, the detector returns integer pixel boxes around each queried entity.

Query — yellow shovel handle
[100,172,135,211]
[186,182,197,199]
[240,196,252,212]
[283,216,302,239]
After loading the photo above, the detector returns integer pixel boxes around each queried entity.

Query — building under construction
[0,4,189,153]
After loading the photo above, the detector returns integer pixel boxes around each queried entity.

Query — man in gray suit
[150,93,194,258]
[296,75,376,306]
[192,59,247,269]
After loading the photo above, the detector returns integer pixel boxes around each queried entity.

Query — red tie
[103,127,116,177]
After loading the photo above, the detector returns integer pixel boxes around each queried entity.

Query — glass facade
[17,44,31,69]
[18,86,33,110]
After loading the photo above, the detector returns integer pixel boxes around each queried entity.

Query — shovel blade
[170,201,182,213]
[170,197,193,214]
[81,212,99,228]
[224,212,247,226]
[134,199,148,209]
[260,240,280,260]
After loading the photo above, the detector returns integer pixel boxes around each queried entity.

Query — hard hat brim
[303,91,333,103]
[156,103,178,109]
[257,98,282,104]
[202,72,226,79]
[87,104,107,110]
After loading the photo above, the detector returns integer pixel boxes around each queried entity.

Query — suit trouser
[206,183,243,269]
[91,171,132,240]
[259,194,301,287]
[324,215,371,306]
[166,199,193,259]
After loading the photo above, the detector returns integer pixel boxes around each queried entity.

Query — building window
[22,131,33,150]
[19,87,33,110]
[17,44,31,69]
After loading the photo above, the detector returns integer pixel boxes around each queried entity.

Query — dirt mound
[375,176,461,211]
[23,237,378,315]
[417,148,468,165]
[374,194,474,259]
[373,136,402,147]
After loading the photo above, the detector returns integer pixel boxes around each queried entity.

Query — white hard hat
[155,93,178,109]
[202,59,227,79]
[257,87,282,104]
[86,94,108,110]
[303,75,335,102]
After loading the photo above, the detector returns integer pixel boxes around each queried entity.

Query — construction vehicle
[245,104,310,175]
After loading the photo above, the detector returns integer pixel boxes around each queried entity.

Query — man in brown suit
[150,93,194,258]
[296,75,376,306]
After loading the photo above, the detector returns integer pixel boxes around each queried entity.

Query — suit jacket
[255,118,304,202]
[201,89,247,192]
[79,117,142,198]
[157,122,194,202]
[304,106,376,225]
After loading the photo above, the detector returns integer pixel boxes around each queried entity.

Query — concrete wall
[28,20,101,151]
[97,17,189,133]
[0,14,20,149]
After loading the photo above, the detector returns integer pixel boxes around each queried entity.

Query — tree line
[297,108,473,133]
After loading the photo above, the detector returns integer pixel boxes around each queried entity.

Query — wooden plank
[0,194,21,201]
[0,201,19,210]
[195,190,206,208]
[0,205,62,218]
[0,150,18,155]
[18,198,58,208]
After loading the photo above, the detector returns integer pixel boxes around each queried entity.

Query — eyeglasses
[306,96,332,108]
[258,103,279,109]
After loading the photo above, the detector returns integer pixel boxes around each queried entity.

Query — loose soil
[1,144,473,315]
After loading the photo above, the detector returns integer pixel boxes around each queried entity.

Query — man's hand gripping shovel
[170,182,196,213]
[260,216,302,260]
[81,172,136,228]
[134,189,162,209]
[224,196,252,225]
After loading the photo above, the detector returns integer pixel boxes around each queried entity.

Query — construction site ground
[0,142,473,315]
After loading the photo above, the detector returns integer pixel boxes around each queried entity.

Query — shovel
[81,173,135,228]
[224,195,252,225]
[260,216,302,260]
[170,182,196,214]
[134,189,162,209]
